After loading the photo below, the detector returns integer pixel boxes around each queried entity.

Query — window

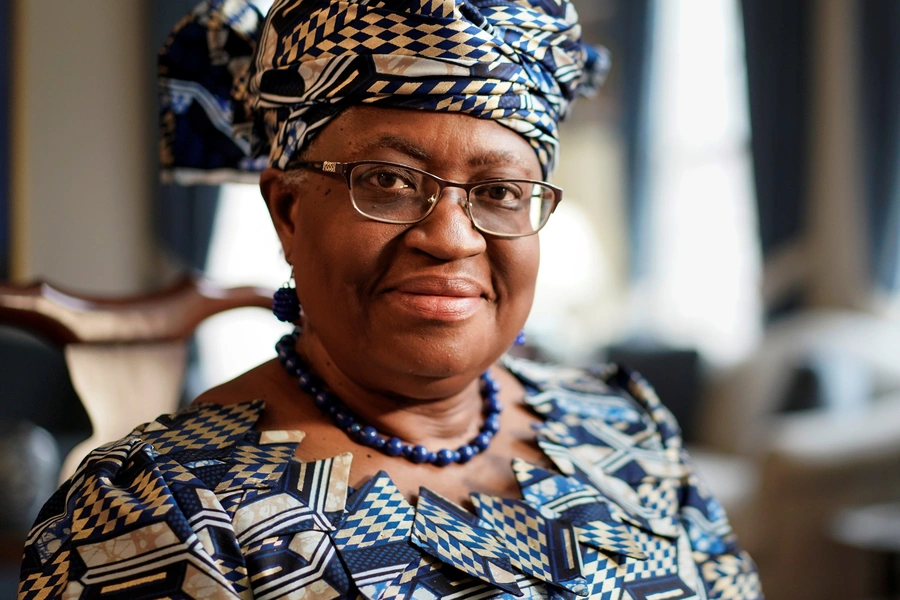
[636,0,762,365]
[194,183,291,390]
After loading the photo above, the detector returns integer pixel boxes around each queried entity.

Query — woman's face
[263,106,542,398]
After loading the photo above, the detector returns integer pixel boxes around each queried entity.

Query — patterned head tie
[159,0,609,184]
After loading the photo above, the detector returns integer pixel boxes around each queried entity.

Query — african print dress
[18,358,763,599]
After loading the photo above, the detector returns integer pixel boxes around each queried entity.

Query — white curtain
[636,0,762,365]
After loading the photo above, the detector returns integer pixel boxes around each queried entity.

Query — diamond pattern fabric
[18,359,762,599]
[159,0,611,183]
[240,0,608,176]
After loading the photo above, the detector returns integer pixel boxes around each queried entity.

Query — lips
[393,276,486,298]
[384,276,490,321]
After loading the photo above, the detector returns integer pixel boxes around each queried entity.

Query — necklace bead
[276,331,502,466]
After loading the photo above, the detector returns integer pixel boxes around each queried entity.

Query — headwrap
[159,0,609,184]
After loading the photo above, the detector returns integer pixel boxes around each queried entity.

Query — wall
[11,0,155,294]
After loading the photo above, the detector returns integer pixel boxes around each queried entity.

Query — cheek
[492,238,540,311]
[291,194,396,315]
[290,185,353,306]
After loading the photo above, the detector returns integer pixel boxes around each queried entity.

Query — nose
[404,186,487,260]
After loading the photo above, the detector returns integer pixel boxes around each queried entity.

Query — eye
[485,185,518,201]
[373,171,409,190]
[352,164,421,194]
[473,182,526,208]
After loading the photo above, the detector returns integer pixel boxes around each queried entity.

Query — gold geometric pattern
[144,401,261,455]
[576,520,646,560]
[333,473,414,549]
[18,549,71,599]
[701,553,765,600]
[19,360,762,599]
[71,471,173,541]
[412,489,523,595]
[471,494,552,579]
[235,0,609,180]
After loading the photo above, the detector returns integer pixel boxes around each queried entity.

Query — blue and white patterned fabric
[159,0,269,184]
[159,0,609,184]
[18,359,763,599]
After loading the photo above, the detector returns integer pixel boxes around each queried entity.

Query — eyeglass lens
[347,162,554,236]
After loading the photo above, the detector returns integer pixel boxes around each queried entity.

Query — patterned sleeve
[680,455,763,599]
[610,366,764,599]
[18,400,304,600]
[17,435,240,599]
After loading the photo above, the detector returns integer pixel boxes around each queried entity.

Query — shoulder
[504,357,762,595]
[503,355,683,449]
[194,357,289,407]
[27,399,272,517]
[18,399,305,599]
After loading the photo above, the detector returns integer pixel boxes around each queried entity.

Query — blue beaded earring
[514,330,526,346]
[272,277,301,323]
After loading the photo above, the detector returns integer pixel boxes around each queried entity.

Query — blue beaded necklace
[275,330,502,466]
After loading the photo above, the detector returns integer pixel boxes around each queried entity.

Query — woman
[20,1,762,599]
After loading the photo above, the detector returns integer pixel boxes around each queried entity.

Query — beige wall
[11,0,155,294]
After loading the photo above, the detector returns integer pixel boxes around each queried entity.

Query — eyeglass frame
[286,159,563,238]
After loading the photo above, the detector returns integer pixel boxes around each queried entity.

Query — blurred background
[1,0,900,598]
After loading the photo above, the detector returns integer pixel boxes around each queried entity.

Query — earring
[514,330,526,346]
[272,277,301,323]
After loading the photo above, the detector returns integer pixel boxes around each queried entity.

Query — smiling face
[262,106,542,399]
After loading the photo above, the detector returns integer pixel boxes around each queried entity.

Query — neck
[297,330,487,447]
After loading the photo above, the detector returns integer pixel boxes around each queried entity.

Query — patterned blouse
[18,358,762,599]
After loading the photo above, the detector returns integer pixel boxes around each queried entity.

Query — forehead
[304,106,543,177]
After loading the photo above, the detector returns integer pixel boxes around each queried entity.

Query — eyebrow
[352,134,528,169]
[467,149,527,168]
[353,134,431,162]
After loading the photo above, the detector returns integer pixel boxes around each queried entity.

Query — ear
[260,168,300,263]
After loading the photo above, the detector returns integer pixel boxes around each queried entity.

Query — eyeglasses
[288,160,562,238]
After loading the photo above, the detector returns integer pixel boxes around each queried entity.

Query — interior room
[1,1,899,598]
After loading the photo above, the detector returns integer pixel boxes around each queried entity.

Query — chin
[367,324,502,388]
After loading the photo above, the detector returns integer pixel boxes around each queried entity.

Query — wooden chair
[0,276,272,481]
